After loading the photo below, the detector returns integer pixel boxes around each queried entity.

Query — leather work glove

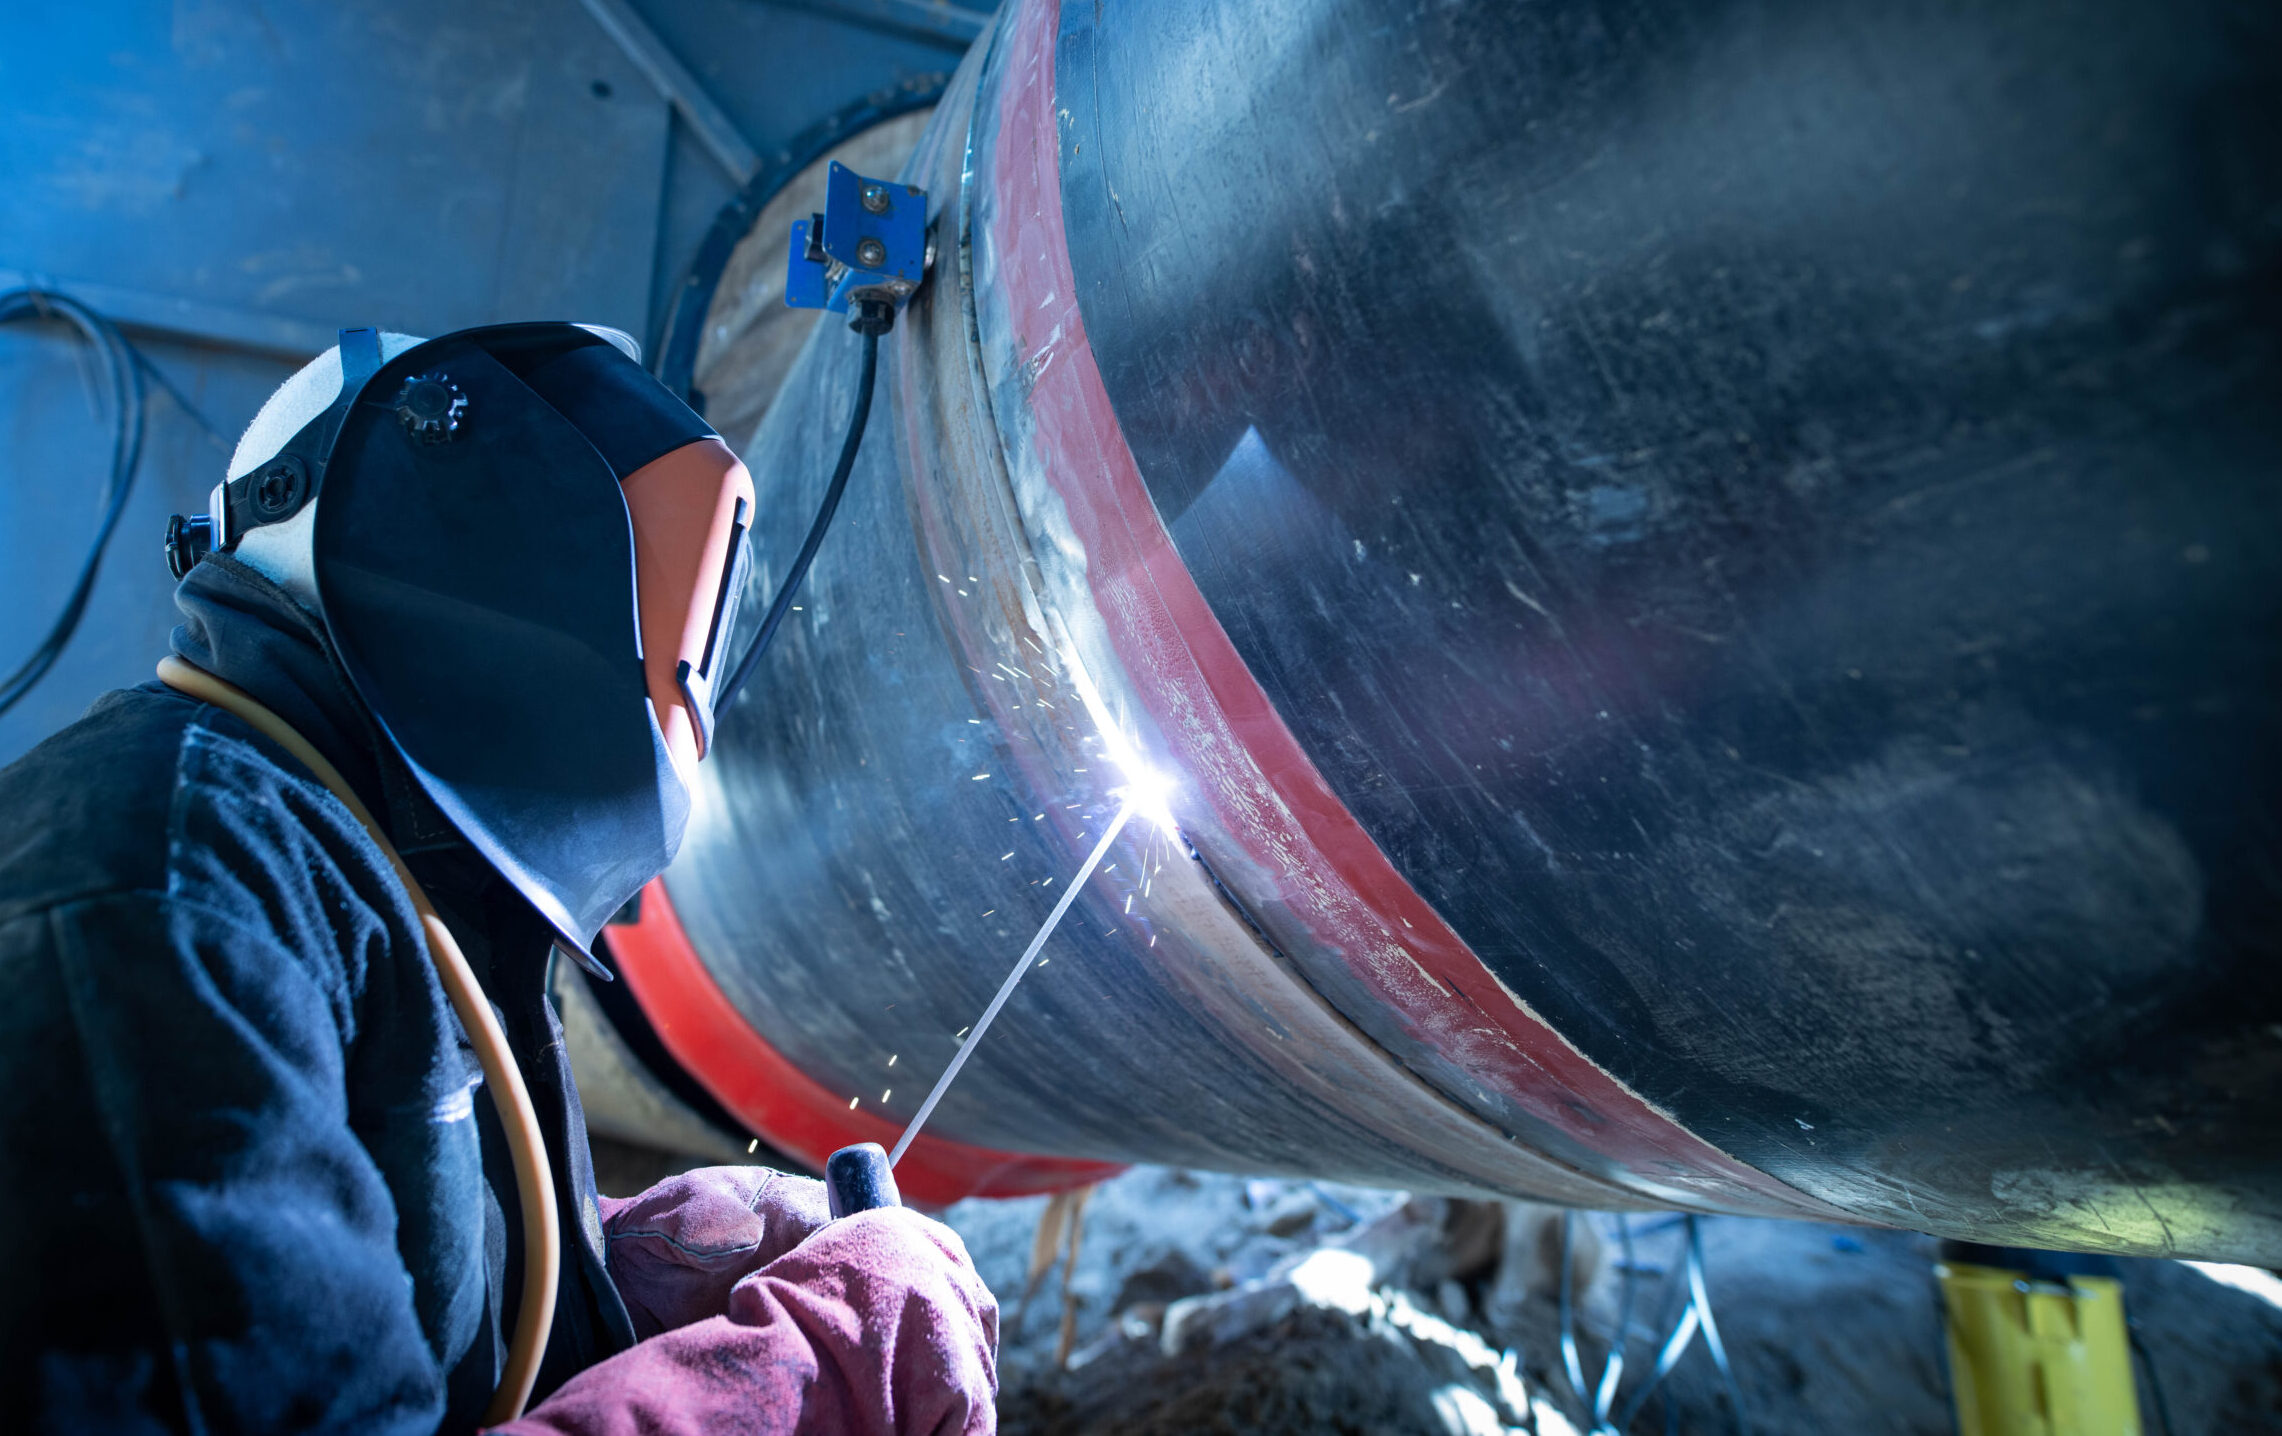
[598,1166,834,1339]
[493,1169,999,1436]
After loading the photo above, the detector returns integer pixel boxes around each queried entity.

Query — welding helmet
[166,324,755,967]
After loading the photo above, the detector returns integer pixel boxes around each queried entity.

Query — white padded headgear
[230,331,427,607]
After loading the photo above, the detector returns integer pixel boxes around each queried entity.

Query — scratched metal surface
[673,0,2282,1259]
[671,42,1661,1201]
[1052,0,2282,1256]
[671,0,1831,1218]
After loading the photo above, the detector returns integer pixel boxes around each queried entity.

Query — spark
[1150,934,1158,947]
[968,719,982,725]
[1124,894,1133,913]
[1059,644,1180,838]
[957,588,969,596]
[973,773,991,780]
[849,1096,860,1109]
[1001,852,1013,861]
[980,909,995,917]
[937,574,951,583]
[881,1089,891,1102]
[888,1055,897,1067]
[747,1138,758,1153]
[889,806,1136,1167]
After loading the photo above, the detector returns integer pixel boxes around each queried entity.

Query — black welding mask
[170,324,756,968]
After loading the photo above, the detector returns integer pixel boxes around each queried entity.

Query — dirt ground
[942,1166,2282,1435]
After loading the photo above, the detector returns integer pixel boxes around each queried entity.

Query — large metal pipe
[608,0,2282,1261]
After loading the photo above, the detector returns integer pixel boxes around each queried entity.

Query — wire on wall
[0,289,146,720]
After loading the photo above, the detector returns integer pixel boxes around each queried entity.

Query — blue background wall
[0,0,981,764]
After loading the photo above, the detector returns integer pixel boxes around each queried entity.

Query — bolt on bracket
[787,161,930,319]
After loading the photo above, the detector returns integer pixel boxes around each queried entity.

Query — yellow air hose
[156,656,558,1424]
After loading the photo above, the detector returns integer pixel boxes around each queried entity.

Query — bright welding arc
[887,803,1135,1167]
[1059,645,1179,838]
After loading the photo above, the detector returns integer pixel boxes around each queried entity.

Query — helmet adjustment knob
[395,372,467,443]
[164,513,215,580]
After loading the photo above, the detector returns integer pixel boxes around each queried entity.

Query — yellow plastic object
[1938,1261,2142,1436]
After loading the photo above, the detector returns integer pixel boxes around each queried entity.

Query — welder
[0,324,998,1433]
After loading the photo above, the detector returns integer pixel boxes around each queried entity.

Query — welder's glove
[598,1165,832,1337]
[493,1205,999,1436]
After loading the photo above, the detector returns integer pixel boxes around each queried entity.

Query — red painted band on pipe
[605,876,1125,1205]
[984,0,1829,1216]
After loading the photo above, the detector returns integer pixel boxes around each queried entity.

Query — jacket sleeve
[492,1208,999,1436]
[26,891,452,1434]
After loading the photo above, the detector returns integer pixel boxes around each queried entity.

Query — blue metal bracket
[786,161,929,317]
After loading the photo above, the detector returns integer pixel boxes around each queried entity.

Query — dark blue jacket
[0,556,635,1433]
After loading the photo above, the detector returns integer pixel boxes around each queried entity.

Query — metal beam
[784,0,989,47]
[0,269,334,360]
[576,0,763,184]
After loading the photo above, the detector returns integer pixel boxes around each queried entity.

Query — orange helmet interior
[620,436,756,777]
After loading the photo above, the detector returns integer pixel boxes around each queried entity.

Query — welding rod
[820,804,1136,1213]
[904,803,1136,1164]
[821,805,1135,1213]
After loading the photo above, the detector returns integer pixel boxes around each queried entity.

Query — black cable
[0,289,145,720]
[1560,1211,1591,1406]
[1686,1218,1753,1436]
[713,323,880,714]
[1605,1217,1752,1436]
[1595,1214,1639,1424]
[1614,1220,1705,1432]
[1560,1210,1681,1436]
